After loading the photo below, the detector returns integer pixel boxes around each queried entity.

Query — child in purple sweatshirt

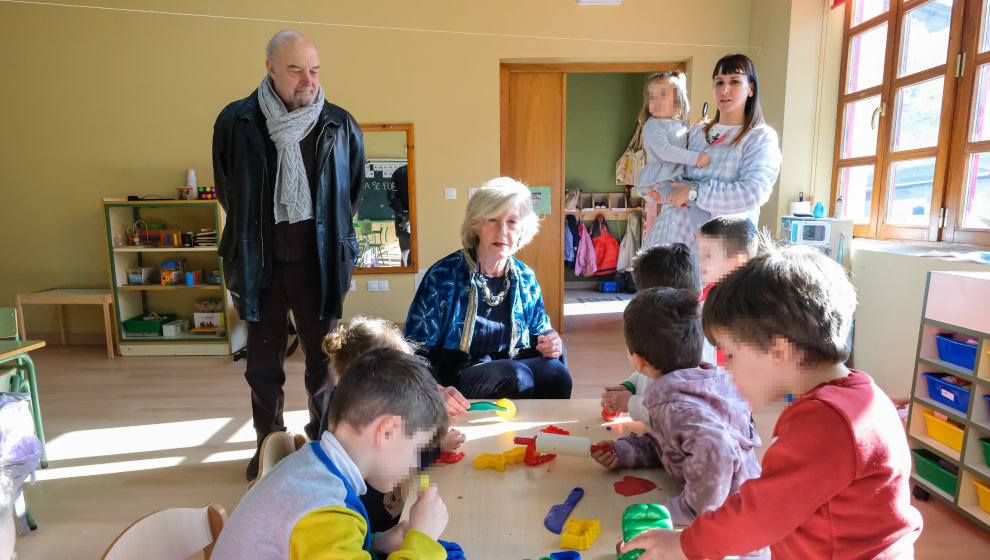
[592,287,764,552]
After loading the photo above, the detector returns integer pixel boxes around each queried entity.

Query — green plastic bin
[912,448,958,495]
[982,438,990,470]
[122,313,177,335]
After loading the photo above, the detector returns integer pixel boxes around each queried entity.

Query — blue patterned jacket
[404,249,552,356]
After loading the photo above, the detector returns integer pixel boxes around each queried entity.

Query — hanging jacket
[590,214,619,277]
[575,223,597,277]
[565,214,579,266]
[563,221,575,268]
[628,209,642,254]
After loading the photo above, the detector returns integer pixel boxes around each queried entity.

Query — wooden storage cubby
[907,271,990,531]
[102,199,245,356]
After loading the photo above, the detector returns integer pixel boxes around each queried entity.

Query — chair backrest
[247,431,306,489]
[360,220,373,235]
[101,503,227,560]
[0,308,19,340]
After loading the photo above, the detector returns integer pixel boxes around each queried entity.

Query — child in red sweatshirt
[622,242,922,559]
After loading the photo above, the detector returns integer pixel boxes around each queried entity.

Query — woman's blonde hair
[460,177,540,251]
[322,316,416,378]
[637,71,690,126]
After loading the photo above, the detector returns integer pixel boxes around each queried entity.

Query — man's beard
[293,89,317,107]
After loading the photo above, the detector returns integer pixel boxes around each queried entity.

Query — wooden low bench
[16,288,115,358]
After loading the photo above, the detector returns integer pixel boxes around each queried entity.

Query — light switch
[350,280,357,291]
[378,280,389,291]
[367,280,378,292]
[444,188,457,200]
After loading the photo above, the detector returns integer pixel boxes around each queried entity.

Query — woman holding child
[404,177,571,399]
[645,53,781,253]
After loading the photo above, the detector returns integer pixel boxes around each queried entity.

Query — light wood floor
[12,302,990,558]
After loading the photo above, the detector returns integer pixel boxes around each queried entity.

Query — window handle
[871,102,886,130]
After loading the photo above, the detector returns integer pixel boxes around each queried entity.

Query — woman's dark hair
[704,53,765,147]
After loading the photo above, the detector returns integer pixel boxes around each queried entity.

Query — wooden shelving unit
[101,199,245,356]
[565,191,648,222]
[907,271,990,532]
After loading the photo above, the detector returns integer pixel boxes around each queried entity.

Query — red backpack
[590,214,619,276]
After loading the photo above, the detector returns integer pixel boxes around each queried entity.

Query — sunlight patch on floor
[563,300,629,316]
[45,418,235,460]
[34,457,185,481]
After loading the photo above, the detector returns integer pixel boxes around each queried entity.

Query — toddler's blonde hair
[322,316,416,378]
[638,71,690,126]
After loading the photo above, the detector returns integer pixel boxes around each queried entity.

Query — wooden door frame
[499,61,686,333]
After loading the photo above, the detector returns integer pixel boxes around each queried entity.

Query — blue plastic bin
[923,372,971,414]
[985,394,990,416]
[935,333,977,370]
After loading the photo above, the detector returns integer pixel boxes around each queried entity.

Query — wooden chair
[100,503,227,560]
[247,431,307,489]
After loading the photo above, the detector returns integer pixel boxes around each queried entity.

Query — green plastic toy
[617,504,673,560]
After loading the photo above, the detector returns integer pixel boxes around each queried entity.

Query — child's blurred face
[647,81,677,119]
[717,332,794,408]
[366,423,435,492]
[697,235,747,285]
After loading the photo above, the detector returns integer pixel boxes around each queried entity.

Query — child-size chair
[247,431,307,489]
[100,503,227,560]
[0,307,46,468]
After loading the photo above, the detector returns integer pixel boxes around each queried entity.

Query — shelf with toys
[102,198,244,356]
[564,191,648,222]
[906,271,990,532]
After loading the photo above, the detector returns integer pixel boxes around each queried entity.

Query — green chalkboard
[356,159,405,221]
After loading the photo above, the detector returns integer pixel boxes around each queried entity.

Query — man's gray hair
[266,29,317,59]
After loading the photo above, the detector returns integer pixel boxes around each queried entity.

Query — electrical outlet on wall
[367,280,378,292]
[378,280,389,291]
[350,280,357,292]
[444,188,457,200]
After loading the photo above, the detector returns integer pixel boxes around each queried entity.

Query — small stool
[16,289,115,358]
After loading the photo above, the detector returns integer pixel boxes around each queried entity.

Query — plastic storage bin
[935,333,977,370]
[122,313,177,335]
[921,410,965,452]
[922,372,971,414]
[982,438,990,470]
[912,448,958,495]
[974,479,990,514]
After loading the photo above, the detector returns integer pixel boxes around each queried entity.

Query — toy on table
[545,487,584,534]
[560,519,600,551]
[472,452,506,472]
[541,425,570,435]
[513,436,556,466]
[522,552,581,560]
[434,451,465,464]
[466,398,516,419]
[616,504,672,560]
[602,408,622,422]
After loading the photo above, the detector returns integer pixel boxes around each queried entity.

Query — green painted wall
[565,72,647,282]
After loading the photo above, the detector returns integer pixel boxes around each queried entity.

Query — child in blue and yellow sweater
[213,348,452,559]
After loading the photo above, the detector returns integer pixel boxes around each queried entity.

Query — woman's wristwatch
[686,184,699,202]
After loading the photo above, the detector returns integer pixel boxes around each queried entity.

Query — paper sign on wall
[529,186,551,215]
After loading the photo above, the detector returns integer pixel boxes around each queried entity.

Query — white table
[16,288,115,358]
[407,399,677,559]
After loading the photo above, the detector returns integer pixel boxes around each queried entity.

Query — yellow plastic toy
[494,398,516,420]
[560,519,601,551]
[472,452,506,472]
[502,446,528,465]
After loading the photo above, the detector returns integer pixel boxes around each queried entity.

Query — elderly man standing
[213,29,364,480]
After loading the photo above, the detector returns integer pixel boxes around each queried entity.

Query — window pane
[847,24,888,93]
[842,96,882,158]
[852,0,890,26]
[961,152,990,229]
[972,63,990,142]
[837,165,875,224]
[886,158,935,225]
[899,0,953,77]
[981,0,989,53]
[891,76,944,151]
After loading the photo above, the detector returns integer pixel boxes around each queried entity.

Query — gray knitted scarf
[258,76,325,224]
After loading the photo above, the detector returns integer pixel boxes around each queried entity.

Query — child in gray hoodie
[592,287,764,550]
